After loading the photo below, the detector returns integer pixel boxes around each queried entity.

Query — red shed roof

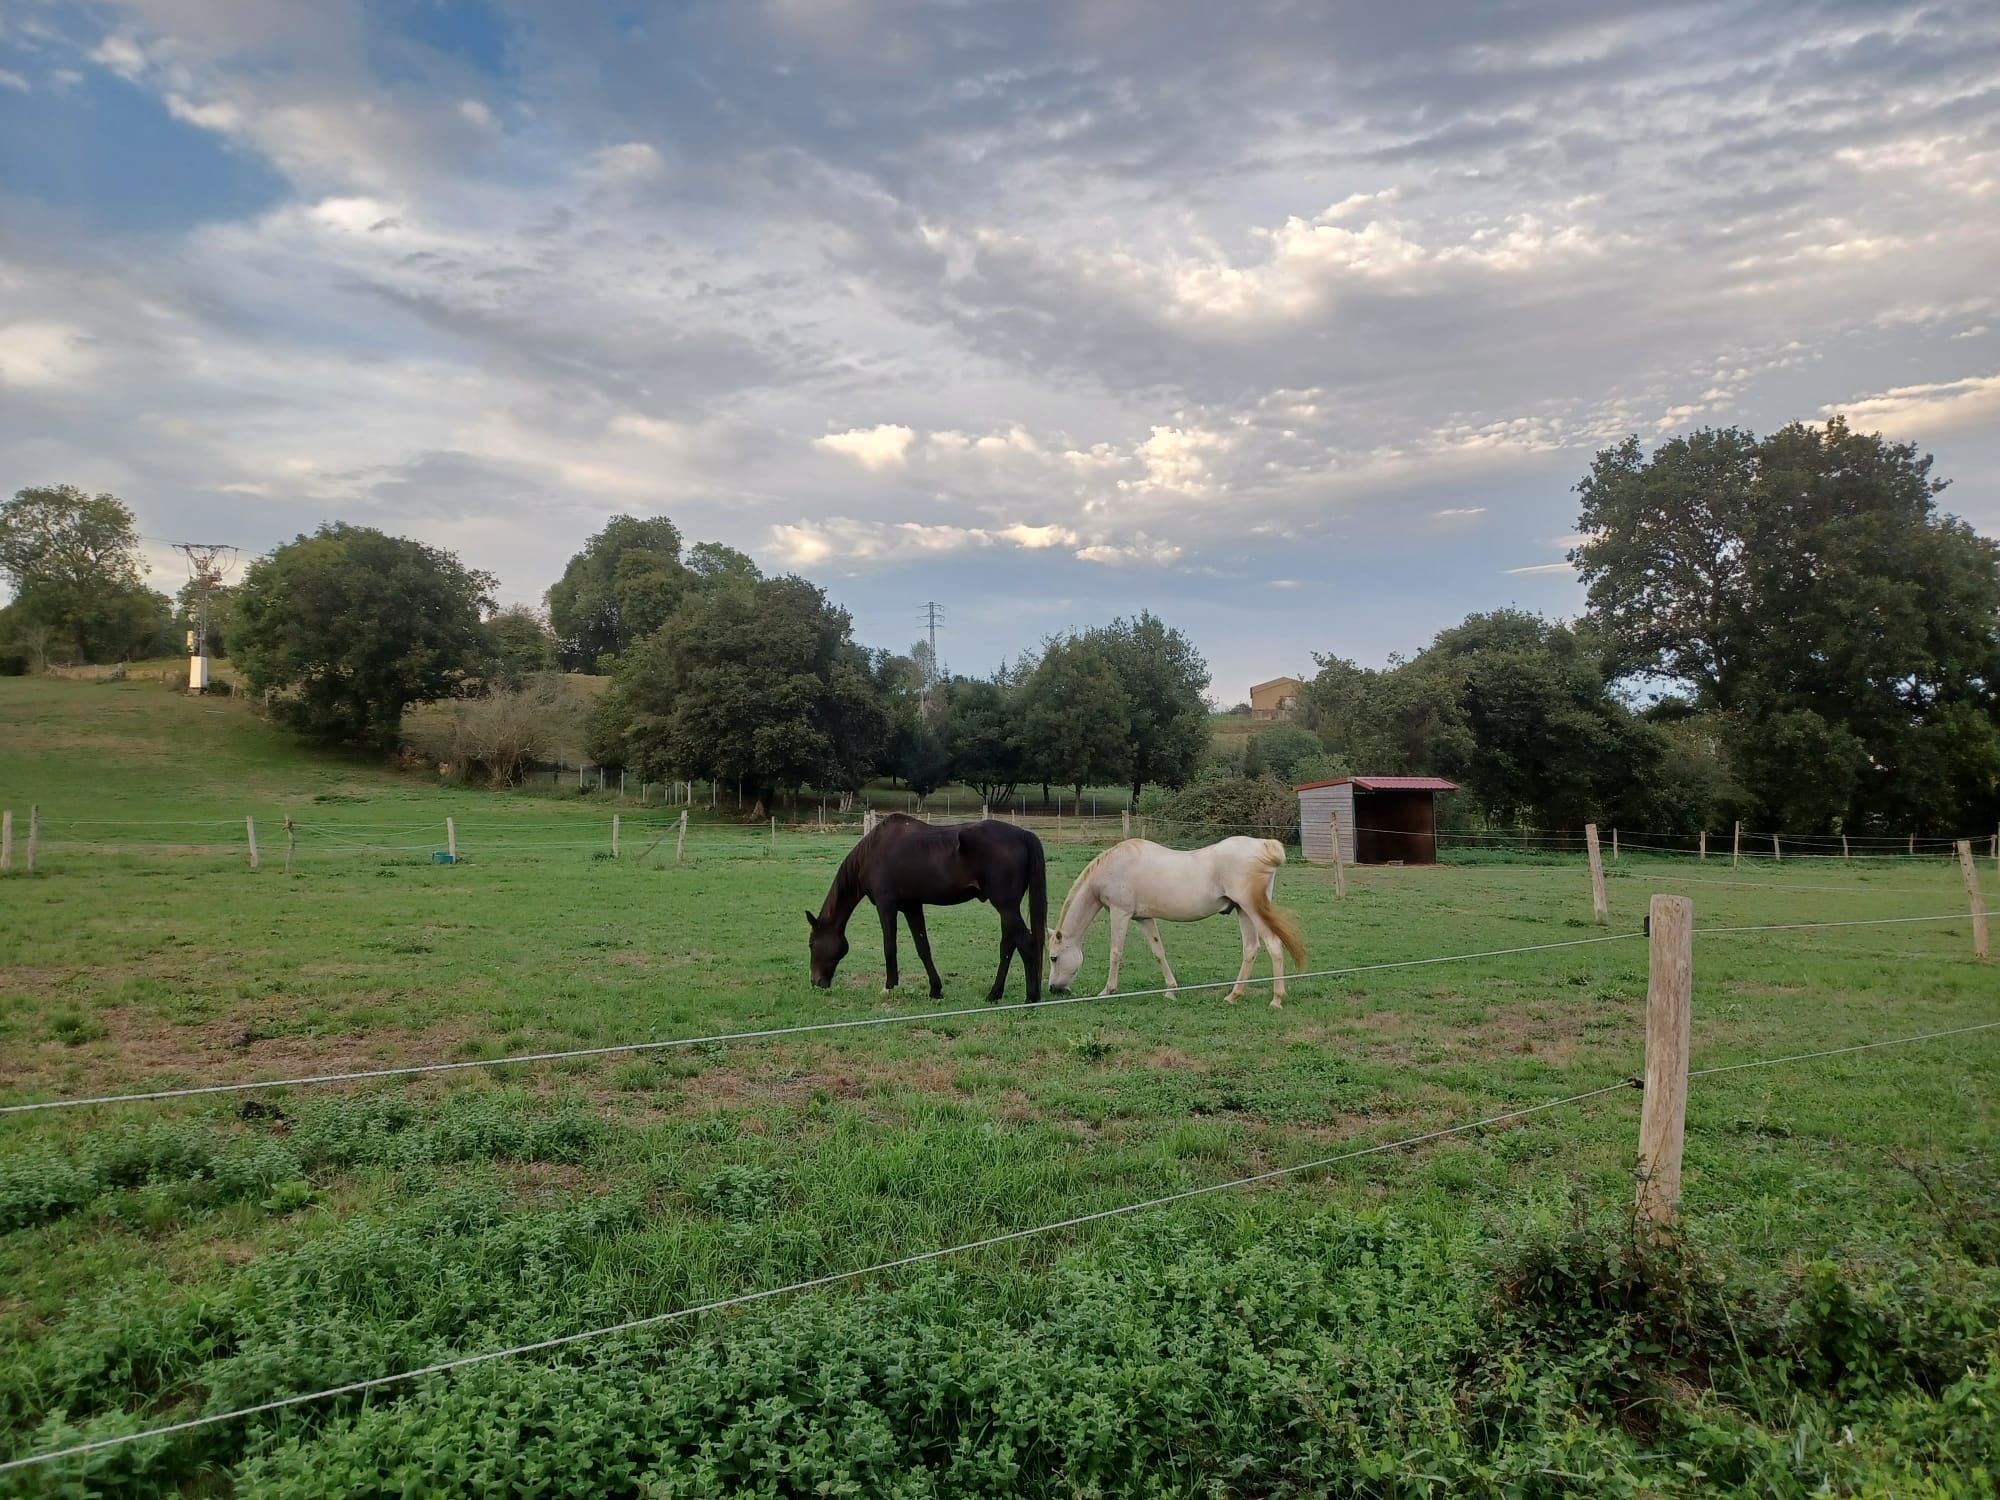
[1295,776,1460,792]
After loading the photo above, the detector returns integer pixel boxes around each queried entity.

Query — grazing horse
[808,814,1048,1002]
[1047,837,1306,1006]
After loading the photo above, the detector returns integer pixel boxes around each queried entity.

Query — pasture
[2,676,1996,1495]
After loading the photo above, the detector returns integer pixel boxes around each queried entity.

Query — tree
[406,673,590,786]
[175,580,239,658]
[684,541,762,591]
[1094,612,1210,802]
[233,523,494,744]
[1020,634,1131,803]
[941,676,1028,808]
[1243,724,1323,783]
[0,484,172,662]
[1573,418,2000,830]
[546,515,691,671]
[482,605,559,690]
[605,573,890,805]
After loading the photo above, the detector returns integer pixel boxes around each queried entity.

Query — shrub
[1139,775,1298,843]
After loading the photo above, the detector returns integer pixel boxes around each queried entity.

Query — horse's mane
[1055,838,1137,936]
[821,836,870,920]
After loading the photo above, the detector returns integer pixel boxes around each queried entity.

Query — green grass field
[2,676,1996,1495]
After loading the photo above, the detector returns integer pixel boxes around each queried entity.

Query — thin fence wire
[7,1013,1997,1479]
[0,931,1645,1115]
[0,1077,1647,1477]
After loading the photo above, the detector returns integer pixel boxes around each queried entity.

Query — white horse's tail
[1247,840,1305,964]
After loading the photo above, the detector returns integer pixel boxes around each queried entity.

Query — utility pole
[918,601,945,721]
[171,542,238,693]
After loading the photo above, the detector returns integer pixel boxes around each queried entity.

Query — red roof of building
[1294,776,1460,792]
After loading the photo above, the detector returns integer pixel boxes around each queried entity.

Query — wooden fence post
[1612,828,1620,862]
[612,813,621,858]
[1636,893,1693,1230]
[1698,830,1707,861]
[284,816,296,874]
[26,805,38,874]
[1908,834,1915,857]
[1584,823,1609,925]
[1957,840,1989,960]
[1122,808,1131,840]
[246,816,260,871]
[1732,821,1740,869]
[1329,807,1348,899]
[1771,832,1781,862]
[1842,834,1849,860]
[676,809,689,865]
[770,815,776,854]
[447,817,457,861]
[1,810,10,873]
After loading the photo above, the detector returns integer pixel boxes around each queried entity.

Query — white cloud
[88,34,147,80]
[1074,536,1184,567]
[584,142,664,184]
[995,523,1077,549]
[814,423,916,469]
[0,322,96,389]
[769,516,1084,564]
[1433,505,1487,518]
[0,69,29,93]
[1827,374,2000,437]
[1505,562,1577,576]
[1270,578,1303,589]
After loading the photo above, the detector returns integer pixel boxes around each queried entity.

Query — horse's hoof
[1223,992,1241,1005]
[1163,991,1177,1002]
[1269,996,1284,1009]
[1096,987,1115,998]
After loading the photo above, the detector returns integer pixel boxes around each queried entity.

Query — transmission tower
[918,601,945,720]
[171,542,238,692]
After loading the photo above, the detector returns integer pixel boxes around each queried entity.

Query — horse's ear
[804,910,819,928]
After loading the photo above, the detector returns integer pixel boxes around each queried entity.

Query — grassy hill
[0,675,1996,1494]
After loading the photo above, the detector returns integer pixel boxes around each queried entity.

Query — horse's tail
[1027,832,1049,975]
[1250,843,1306,966]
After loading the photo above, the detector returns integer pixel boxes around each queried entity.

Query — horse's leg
[1100,907,1131,996]
[1259,869,1287,1007]
[985,899,1030,1003]
[1138,919,1178,997]
[878,902,901,992]
[1223,909,1259,1004]
[904,905,945,1000]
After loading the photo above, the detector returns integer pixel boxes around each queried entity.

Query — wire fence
[5,1010,1995,1479]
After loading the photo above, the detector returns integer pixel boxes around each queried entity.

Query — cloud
[583,142,664,184]
[770,517,1083,564]
[1433,506,1487,517]
[0,69,29,92]
[0,323,97,389]
[1074,537,1184,567]
[1827,375,2000,437]
[1506,562,1577,576]
[814,424,916,470]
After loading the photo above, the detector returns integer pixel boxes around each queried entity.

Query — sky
[2,0,1997,702]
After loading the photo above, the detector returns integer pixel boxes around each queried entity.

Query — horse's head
[1047,923,1083,993]
[805,910,849,989]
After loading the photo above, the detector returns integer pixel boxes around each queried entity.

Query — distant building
[1248,676,1303,720]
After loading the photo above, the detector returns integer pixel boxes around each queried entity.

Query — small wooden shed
[1297,776,1459,866]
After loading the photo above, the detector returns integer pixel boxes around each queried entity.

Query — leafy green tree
[1243,723,1323,783]
[482,606,559,690]
[1094,612,1210,802]
[1020,635,1131,803]
[546,515,691,671]
[608,574,889,804]
[683,541,762,591]
[1573,418,2000,830]
[0,484,171,662]
[175,580,239,658]
[233,524,494,744]
[941,676,1028,808]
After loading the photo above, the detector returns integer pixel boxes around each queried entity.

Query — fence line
[0,1077,1649,1477]
[9,1012,1997,1479]
[0,932,1645,1116]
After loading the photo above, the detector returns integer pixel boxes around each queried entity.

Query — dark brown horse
[807,814,1047,1001]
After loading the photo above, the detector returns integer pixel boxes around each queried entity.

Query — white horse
[1047,837,1307,1007]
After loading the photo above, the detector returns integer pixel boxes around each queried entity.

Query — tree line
[6,415,1993,834]
[1304,419,2000,836]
